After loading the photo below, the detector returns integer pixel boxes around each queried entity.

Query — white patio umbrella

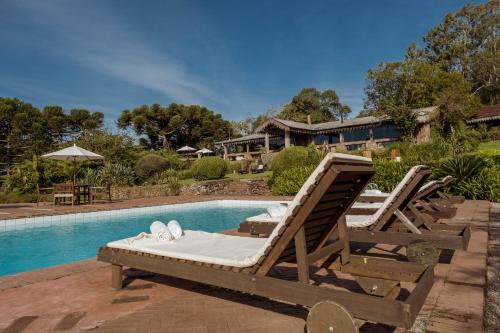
[196,148,213,155]
[176,145,197,153]
[41,144,104,185]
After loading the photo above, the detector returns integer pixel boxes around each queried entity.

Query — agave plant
[435,154,487,181]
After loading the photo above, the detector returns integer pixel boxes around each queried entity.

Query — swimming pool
[0,200,283,277]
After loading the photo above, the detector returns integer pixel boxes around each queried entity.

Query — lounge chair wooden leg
[294,226,309,284]
[394,209,422,234]
[338,215,351,264]
[307,301,358,333]
[111,264,123,290]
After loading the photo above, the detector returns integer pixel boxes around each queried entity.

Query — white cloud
[8,0,225,107]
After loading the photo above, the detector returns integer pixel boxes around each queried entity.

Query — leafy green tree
[0,98,105,177]
[75,129,139,166]
[117,103,232,150]
[278,88,351,123]
[42,106,67,143]
[0,98,51,165]
[364,55,480,138]
[423,1,499,104]
[68,108,104,134]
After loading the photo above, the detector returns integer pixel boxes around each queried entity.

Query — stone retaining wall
[111,178,271,200]
[181,178,271,196]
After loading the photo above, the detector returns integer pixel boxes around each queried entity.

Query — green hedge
[271,145,320,183]
[190,157,228,180]
[135,155,171,180]
[271,165,316,196]
[371,159,413,193]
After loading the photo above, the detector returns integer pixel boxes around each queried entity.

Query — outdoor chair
[98,153,434,331]
[239,159,250,174]
[251,158,265,173]
[91,184,112,203]
[36,184,54,206]
[357,175,461,219]
[53,183,75,206]
[239,166,470,263]
[410,176,463,218]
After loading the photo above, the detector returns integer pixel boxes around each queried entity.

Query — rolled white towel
[155,230,174,242]
[150,221,168,234]
[267,205,288,218]
[167,220,183,239]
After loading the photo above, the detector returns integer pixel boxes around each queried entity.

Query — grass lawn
[478,140,500,151]
[180,170,272,186]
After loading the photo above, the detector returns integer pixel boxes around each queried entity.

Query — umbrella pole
[73,159,76,186]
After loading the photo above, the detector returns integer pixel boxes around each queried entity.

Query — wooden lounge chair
[358,175,461,219]
[410,176,463,219]
[98,153,434,331]
[239,166,470,259]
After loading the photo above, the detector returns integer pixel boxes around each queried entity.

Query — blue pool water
[0,202,269,277]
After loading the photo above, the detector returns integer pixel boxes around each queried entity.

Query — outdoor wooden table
[74,184,91,205]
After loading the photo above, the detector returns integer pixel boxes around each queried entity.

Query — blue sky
[0,0,474,127]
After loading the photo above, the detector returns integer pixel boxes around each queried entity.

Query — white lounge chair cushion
[346,215,376,228]
[352,202,384,209]
[360,192,390,198]
[347,165,422,228]
[107,153,372,267]
[245,213,281,223]
[108,230,268,267]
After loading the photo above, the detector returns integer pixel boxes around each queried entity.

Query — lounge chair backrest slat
[370,166,431,231]
[256,153,375,274]
[412,175,453,203]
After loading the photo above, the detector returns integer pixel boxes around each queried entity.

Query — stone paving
[0,199,492,333]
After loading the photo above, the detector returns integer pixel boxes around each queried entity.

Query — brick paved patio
[0,199,492,333]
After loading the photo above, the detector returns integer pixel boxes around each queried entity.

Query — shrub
[434,153,499,202]
[164,176,182,196]
[271,165,316,196]
[452,166,499,202]
[372,159,414,192]
[271,145,320,183]
[227,161,241,174]
[5,161,40,194]
[434,154,487,180]
[190,157,228,180]
[101,163,136,186]
[160,153,185,171]
[80,168,102,186]
[40,160,68,185]
[177,169,193,180]
[135,155,170,180]
[148,169,178,185]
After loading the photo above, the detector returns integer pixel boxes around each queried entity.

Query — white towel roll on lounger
[267,205,287,218]
[150,221,168,234]
[167,220,183,239]
[156,230,175,242]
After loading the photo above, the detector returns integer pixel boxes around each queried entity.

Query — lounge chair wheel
[407,240,439,265]
[307,301,358,333]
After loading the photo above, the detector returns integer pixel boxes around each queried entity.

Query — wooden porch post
[284,129,291,147]
[265,133,270,153]
[223,145,228,160]
[369,128,374,141]
[339,131,344,143]
[246,144,250,153]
